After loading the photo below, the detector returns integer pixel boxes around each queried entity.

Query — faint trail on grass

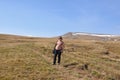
[28,47,81,80]
[0,43,28,47]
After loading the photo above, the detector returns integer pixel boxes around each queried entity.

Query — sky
[0,0,120,37]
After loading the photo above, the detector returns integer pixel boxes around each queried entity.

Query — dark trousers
[53,50,61,64]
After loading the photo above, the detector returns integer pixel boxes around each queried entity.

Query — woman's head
[58,36,63,40]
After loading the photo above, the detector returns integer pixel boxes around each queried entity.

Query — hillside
[63,32,120,41]
[0,34,120,80]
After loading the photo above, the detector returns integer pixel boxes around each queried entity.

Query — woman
[53,36,64,65]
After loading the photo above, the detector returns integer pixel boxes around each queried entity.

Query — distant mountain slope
[0,34,47,40]
[1,33,120,41]
[63,32,120,41]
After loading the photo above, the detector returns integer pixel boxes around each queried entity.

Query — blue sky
[0,0,120,37]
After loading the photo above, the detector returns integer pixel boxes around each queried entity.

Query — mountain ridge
[62,32,120,41]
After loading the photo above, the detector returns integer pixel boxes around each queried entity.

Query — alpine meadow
[0,34,120,80]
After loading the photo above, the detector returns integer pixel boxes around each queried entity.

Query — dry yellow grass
[0,34,120,80]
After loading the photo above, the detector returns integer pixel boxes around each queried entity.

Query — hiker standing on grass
[53,36,64,65]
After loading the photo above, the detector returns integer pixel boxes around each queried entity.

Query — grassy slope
[0,34,120,80]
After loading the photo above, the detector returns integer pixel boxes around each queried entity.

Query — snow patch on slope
[72,32,119,37]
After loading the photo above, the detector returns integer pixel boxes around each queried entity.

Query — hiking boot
[52,63,56,65]
[58,63,60,65]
